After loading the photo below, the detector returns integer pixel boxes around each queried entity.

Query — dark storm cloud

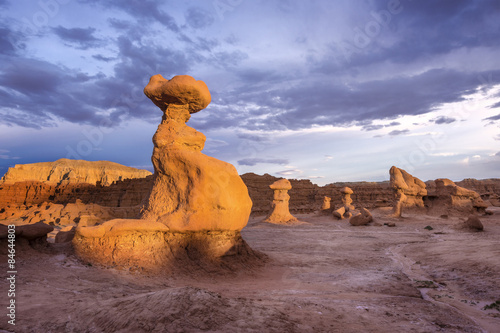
[317,0,500,72]
[0,58,107,128]
[388,129,409,136]
[81,0,179,32]
[2,0,500,135]
[52,26,101,49]
[0,29,191,128]
[238,158,289,166]
[433,116,456,125]
[193,68,500,131]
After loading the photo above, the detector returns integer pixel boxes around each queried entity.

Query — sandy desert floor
[1,208,499,333]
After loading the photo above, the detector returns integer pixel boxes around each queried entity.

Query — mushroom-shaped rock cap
[340,186,353,194]
[144,74,211,113]
[269,178,292,190]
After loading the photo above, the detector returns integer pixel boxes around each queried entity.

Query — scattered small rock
[462,215,483,231]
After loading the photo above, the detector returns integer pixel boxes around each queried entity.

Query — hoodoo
[72,74,255,271]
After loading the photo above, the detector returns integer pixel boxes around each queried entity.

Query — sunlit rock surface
[73,74,256,271]
[1,158,151,186]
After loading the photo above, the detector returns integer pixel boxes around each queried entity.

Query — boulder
[55,226,76,243]
[461,215,484,231]
[349,208,373,226]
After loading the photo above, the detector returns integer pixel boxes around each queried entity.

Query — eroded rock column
[263,179,298,224]
[390,166,427,217]
[73,74,256,271]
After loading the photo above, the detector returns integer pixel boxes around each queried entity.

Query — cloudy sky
[1,0,499,185]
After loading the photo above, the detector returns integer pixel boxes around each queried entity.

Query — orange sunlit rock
[262,179,298,224]
[139,75,252,232]
[1,158,151,186]
[143,74,211,114]
[72,74,255,270]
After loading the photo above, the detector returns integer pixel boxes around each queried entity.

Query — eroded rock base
[73,221,261,272]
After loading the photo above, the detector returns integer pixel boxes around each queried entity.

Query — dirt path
[1,210,499,332]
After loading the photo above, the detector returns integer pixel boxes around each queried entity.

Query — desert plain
[0,207,499,332]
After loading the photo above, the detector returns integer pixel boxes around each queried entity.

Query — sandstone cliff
[1,158,151,186]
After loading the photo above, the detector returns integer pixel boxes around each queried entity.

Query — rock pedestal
[73,74,255,271]
[390,166,427,217]
[341,187,354,210]
[263,179,298,224]
[333,187,355,219]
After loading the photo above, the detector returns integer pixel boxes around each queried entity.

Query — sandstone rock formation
[319,196,332,215]
[263,179,298,224]
[72,74,255,271]
[488,194,500,207]
[321,196,331,210]
[390,166,427,217]
[0,222,54,250]
[425,179,488,216]
[333,187,356,219]
[1,158,151,186]
[349,208,373,226]
[139,75,252,231]
[340,187,355,210]
[55,226,76,243]
[2,158,499,230]
[0,200,138,227]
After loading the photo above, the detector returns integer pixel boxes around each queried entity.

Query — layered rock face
[73,75,255,271]
[390,166,427,217]
[425,178,488,216]
[1,158,151,186]
[263,179,298,224]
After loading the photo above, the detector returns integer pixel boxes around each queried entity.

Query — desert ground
[1,208,499,333]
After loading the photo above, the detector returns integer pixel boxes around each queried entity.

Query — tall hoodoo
[263,178,298,224]
[140,74,252,231]
[72,74,256,271]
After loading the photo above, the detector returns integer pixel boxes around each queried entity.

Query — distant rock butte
[1,158,151,186]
